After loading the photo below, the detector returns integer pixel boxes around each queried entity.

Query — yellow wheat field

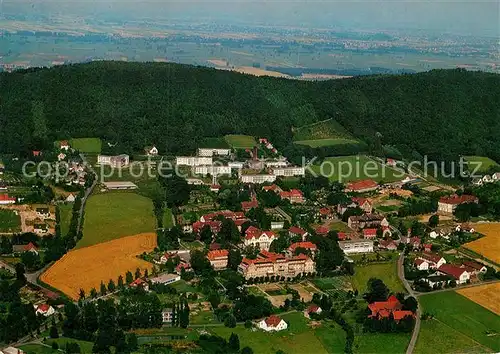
[41,233,157,299]
[458,283,500,315]
[464,223,500,263]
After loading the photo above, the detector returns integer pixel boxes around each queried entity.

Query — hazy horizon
[2,0,499,37]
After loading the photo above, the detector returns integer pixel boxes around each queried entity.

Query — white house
[162,308,173,323]
[304,304,322,318]
[97,154,129,167]
[57,153,66,161]
[59,140,70,151]
[34,304,55,317]
[66,194,76,203]
[437,264,470,284]
[228,161,245,169]
[417,253,446,269]
[258,315,288,332]
[0,347,26,354]
[492,172,500,181]
[150,273,181,285]
[144,146,159,156]
[414,259,429,271]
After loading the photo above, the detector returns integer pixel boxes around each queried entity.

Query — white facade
[197,148,231,157]
[176,156,212,166]
[415,260,429,271]
[192,165,231,176]
[240,174,277,184]
[228,161,245,169]
[272,167,305,177]
[244,231,277,251]
[264,160,288,168]
[339,240,374,254]
[258,317,288,332]
[34,305,55,317]
[97,154,129,167]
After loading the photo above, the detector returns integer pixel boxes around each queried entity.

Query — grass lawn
[314,322,346,353]
[464,156,499,173]
[200,137,230,149]
[295,138,363,148]
[18,344,56,353]
[168,279,197,293]
[353,332,410,354]
[415,319,492,354]
[329,221,350,232]
[0,208,21,232]
[162,208,173,229]
[312,277,351,291]
[211,312,328,354]
[45,337,94,353]
[224,134,256,149]
[293,119,354,141]
[350,262,406,294]
[78,192,156,248]
[311,155,406,183]
[418,291,500,351]
[69,137,102,153]
[58,203,73,236]
[247,285,268,297]
[190,310,220,325]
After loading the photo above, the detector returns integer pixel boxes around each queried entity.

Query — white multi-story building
[240,174,277,184]
[339,240,374,254]
[97,154,129,167]
[192,165,232,176]
[228,161,245,169]
[198,148,231,157]
[264,160,288,168]
[176,156,212,166]
[238,251,315,280]
[272,166,305,177]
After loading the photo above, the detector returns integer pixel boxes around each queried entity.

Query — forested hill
[0,62,499,162]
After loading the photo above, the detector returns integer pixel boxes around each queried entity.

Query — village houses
[437,195,478,214]
[244,226,277,251]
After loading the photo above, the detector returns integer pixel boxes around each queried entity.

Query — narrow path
[397,252,421,354]
[414,279,500,297]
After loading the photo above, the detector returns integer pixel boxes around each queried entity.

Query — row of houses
[471,172,500,186]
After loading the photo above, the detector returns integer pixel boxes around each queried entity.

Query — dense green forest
[0,62,499,162]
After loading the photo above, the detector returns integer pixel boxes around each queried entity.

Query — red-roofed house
[368,295,415,322]
[32,150,42,157]
[129,278,149,291]
[175,262,192,274]
[346,179,379,193]
[210,184,221,193]
[34,304,55,317]
[414,258,429,271]
[24,242,39,255]
[438,195,478,214]
[437,264,470,284]
[244,226,276,250]
[207,249,229,270]
[460,261,487,275]
[378,239,397,250]
[351,197,373,214]
[280,189,304,203]
[423,243,432,253]
[192,221,222,234]
[200,210,246,222]
[337,232,349,241]
[304,304,322,318]
[417,253,446,269]
[318,207,333,220]
[241,198,259,211]
[288,226,308,240]
[60,140,70,150]
[315,225,329,236]
[363,228,377,239]
[258,315,288,331]
[287,241,317,257]
[409,237,421,250]
[262,184,282,193]
[0,194,16,205]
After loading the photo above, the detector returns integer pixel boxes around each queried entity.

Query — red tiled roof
[410,237,421,245]
[24,242,38,251]
[368,297,401,316]
[241,199,259,210]
[346,179,378,191]
[0,194,16,202]
[130,278,147,287]
[363,228,377,238]
[337,232,348,240]
[352,197,371,206]
[307,304,320,313]
[315,225,329,235]
[280,189,303,199]
[210,184,221,189]
[438,264,468,279]
[263,184,280,192]
[414,259,427,266]
[32,150,42,156]
[461,261,485,271]
[202,210,246,222]
[439,194,478,205]
[420,252,443,264]
[209,243,221,250]
[264,315,282,327]
[37,304,51,312]
[207,249,229,261]
[60,140,69,146]
[319,207,331,215]
[379,240,397,249]
[289,226,307,236]
[387,295,398,303]
[192,220,222,233]
[393,310,415,321]
[288,241,317,252]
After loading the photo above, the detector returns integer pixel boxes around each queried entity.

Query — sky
[2,0,499,37]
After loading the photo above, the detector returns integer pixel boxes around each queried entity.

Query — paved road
[0,260,15,273]
[77,153,98,234]
[397,252,421,354]
[414,279,500,297]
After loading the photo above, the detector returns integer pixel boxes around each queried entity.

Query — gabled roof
[264,315,283,327]
[36,304,51,312]
[319,207,331,215]
[439,194,478,205]
[352,197,372,206]
[420,252,444,264]
[245,226,275,240]
[280,189,303,198]
[363,228,377,237]
[288,226,307,236]
[24,242,38,251]
[130,278,147,287]
[241,199,259,210]
[414,259,427,266]
[315,225,329,235]
[393,310,415,321]
[207,249,229,260]
[461,261,486,271]
[307,304,321,313]
[288,241,317,252]
[0,194,16,202]
[438,264,468,279]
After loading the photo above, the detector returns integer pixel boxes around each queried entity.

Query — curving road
[397,252,421,354]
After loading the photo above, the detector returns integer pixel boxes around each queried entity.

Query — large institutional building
[176,156,212,166]
[97,154,130,167]
[238,250,315,280]
[197,148,231,157]
[240,174,277,184]
[243,226,277,251]
[272,166,305,177]
[192,165,232,176]
[339,240,374,254]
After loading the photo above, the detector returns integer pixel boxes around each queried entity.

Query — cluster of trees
[2,63,498,165]
[196,333,253,354]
